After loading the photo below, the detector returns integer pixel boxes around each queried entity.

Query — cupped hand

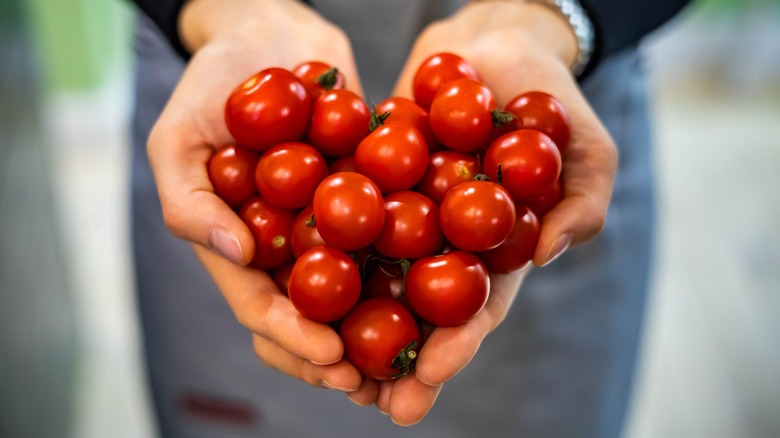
[363,0,618,425]
[147,0,364,392]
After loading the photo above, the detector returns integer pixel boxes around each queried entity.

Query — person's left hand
[352,0,618,425]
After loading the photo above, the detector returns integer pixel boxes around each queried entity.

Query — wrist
[466,0,586,74]
[178,0,314,53]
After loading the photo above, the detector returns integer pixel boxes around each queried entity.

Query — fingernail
[542,233,571,267]
[320,380,357,392]
[347,394,371,406]
[208,228,244,265]
[310,358,340,366]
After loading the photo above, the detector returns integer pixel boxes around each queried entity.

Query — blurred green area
[11,0,773,93]
[19,0,134,93]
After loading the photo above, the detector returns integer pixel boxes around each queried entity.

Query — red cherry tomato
[207,144,259,209]
[272,261,294,295]
[412,52,479,111]
[439,180,516,252]
[255,142,328,209]
[288,246,361,323]
[239,196,296,270]
[477,205,540,273]
[340,298,420,380]
[524,179,563,218]
[354,123,428,194]
[429,78,496,153]
[363,261,406,302]
[415,151,481,204]
[308,89,370,157]
[405,251,490,327]
[372,191,444,260]
[312,172,385,251]
[328,155,357,174]
[505,91,571,152]
[375,97,439,152]
[292,61,345,101]
[225,68,310,152]
[291,205,326,258]
[483,129,562,200]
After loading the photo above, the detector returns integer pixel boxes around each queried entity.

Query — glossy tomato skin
[292,61,345,101]
[312,172,385,251]
[415,151,481,204]
[288,246,361,323]
[483,129,562,201]
[429,78,496,153]
[412,52,479,111]
[372,191,444,260]
[290,205,326,258]
[375,97,439,153]
[225,68,311,152]
[405,251,490,327]
[439,180,516,252]
[354,123,428,194]
[239,196,296,270]
[255,142,328,209]
[340,298,420,380]
[524,179,563,218]
[328,155,357,174]
[505,91,571,152]
[208,144,259,209]
[308,89,370,157]
[363,261,406,302]
[477,205,540,273]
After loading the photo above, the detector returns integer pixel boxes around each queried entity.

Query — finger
[414,270,527,386]
[346,378,379,407]
[388,375,443,426]
[375,380,393,415]
[533,111,618,267]
[194,245,344,365]
[252,335,361,392]
[147,121,255,266]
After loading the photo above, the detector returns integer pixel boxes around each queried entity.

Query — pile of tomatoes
[207,53,570,381]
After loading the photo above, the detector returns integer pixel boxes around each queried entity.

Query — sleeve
[580,0,692,74]
[130,0,191,59]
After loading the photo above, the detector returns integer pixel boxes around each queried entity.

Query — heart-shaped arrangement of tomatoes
[208,53,569,381]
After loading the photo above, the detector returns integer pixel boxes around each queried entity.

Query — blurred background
[1,0,778,436]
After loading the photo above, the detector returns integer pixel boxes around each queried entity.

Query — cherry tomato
[439,180,516,252]
[288,246,361,323]
[207,144,259,209]
[340,298,420,380]
[255,142,328,209]
[312,172,385,251]
[505,91,571,152]
[412,52,479,111]
[363,261,406,302]
[477,205,540,273]
[415,151,481,204]
[290,205,326,258]
[524,179,563,218]
[429,78,496,153]
[375,97,439,152]
[225,68,311,151]
[292,61,345,101]
[328,155,357,174]
[272,261,294,295]
[372,191,443,260]
[483,129,562,200]
[308,89,370,157]
[354,123,428,194]
[405,251,489,327]
[239,196,296,270]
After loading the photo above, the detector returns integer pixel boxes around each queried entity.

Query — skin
[146,0,618,427]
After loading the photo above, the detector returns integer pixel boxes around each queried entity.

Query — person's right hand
[146,0,364,393]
